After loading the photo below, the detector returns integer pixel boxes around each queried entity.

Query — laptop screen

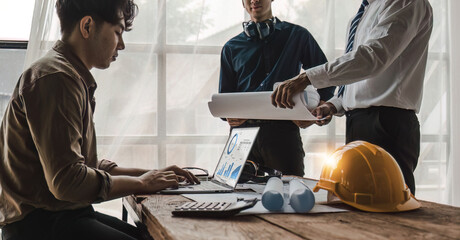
[212,127,260,188]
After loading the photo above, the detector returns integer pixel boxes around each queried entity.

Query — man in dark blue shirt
[219,0,335,176]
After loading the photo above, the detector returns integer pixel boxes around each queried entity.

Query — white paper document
[181,191,348,215]
[181,179,349,215]
[208,91,320,121]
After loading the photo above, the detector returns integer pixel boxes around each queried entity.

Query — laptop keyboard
[191,181,229,191]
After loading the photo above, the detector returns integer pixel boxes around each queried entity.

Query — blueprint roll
[289,179,315,213]
[261,177,284,211]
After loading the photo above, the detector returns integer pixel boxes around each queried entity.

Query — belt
[345,106,415,117]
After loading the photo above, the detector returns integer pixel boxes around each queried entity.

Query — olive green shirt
[0,41,116,225]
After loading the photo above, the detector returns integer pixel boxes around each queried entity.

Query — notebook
[161,127,260,194]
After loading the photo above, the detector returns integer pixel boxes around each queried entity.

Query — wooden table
[122,194,460,240]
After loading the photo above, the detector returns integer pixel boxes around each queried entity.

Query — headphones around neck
[242,17,277,40]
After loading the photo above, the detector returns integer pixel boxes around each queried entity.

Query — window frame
[0,0,450,201]
[0,41,28,49]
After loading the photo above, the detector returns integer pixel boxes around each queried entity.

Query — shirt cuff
[97,159,118,172]
[305,65,331,89]
[94,170,113,203]
[328,96,345,116]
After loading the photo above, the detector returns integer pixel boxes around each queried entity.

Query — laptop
[161,127,260,194]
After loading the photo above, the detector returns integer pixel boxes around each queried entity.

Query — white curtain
[24,0,456,209]
[25,0,60,68]
[448,0,460,207]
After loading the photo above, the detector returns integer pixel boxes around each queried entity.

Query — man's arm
[290,29,337,128]
[219,45,237,94]
[23,74,113,203]
[24,74,199,204]
[97,163,200,200]
[301,30,335,102]
[102,164,200,200]
[106,170,178,200]
[107,164,199,183]
[273,0,432,107]
[219,44,247,126]
[306,0,433,89]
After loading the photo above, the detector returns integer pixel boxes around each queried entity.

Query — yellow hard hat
[313,141,420,212]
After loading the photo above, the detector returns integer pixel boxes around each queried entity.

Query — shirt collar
[52,40,97,91]
[367,0,376,4]
[274,17,282,31]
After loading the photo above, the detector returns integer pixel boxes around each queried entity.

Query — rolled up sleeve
[97,159,118,172]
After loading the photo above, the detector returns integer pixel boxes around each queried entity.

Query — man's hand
[227,118,247,127]
[292,120,315,129]
[160,165,200,184]
[108,166,200,198]
[293,100,328,128]
[138,170,180,193]
[312,102,337,126]
[271,72,311,109]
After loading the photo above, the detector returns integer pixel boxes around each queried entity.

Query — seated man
[0,1,198,239]
[219,0,335,176]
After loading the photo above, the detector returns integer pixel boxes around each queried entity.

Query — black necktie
[337,0,370,97]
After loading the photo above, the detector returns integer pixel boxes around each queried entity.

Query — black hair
[56,0,138,36]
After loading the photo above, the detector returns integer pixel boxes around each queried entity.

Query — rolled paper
[303,86,320,111]
[261,177,284,211]
[274,82,320,111]
[289,179,315,213]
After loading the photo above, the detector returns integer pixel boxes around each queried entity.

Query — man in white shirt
[271,0,433,195]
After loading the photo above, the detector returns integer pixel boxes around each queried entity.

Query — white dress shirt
[306,0,433,114]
